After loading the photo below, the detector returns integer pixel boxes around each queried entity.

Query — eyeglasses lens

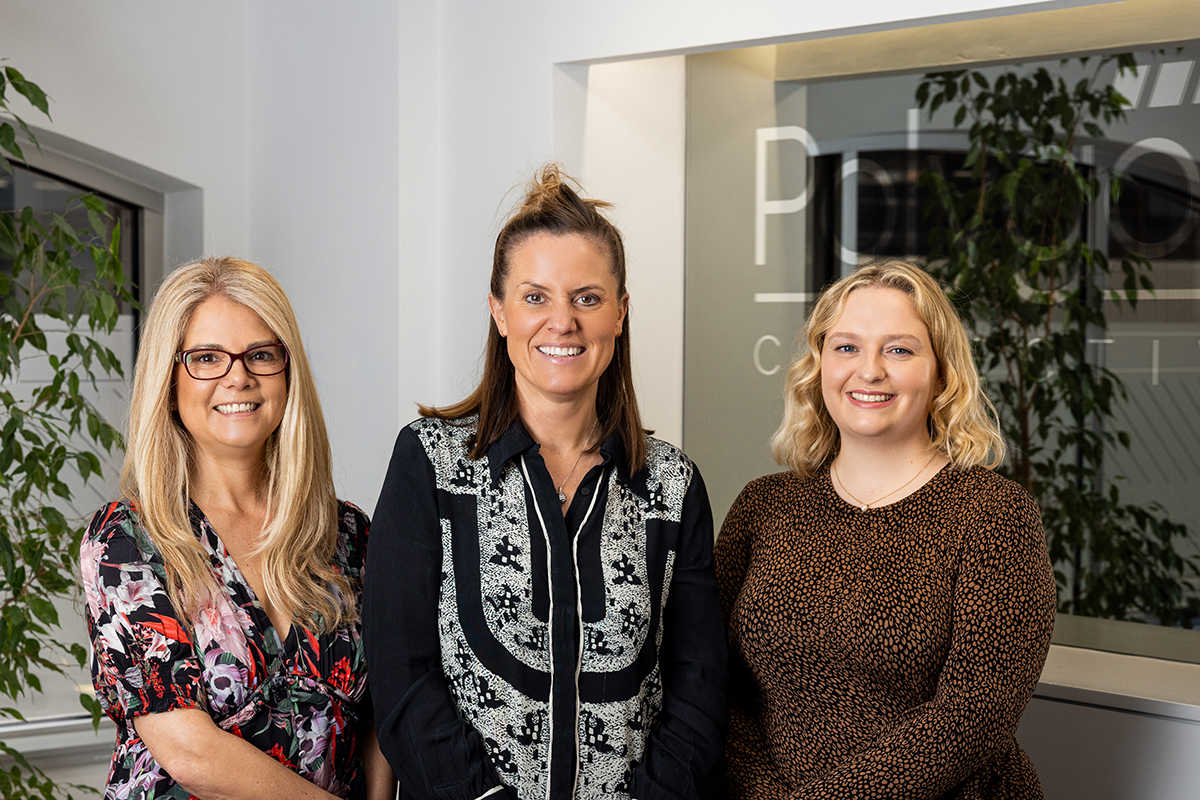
[183,345,288,379]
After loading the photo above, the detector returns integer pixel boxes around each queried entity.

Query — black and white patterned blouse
[364,416,727,800]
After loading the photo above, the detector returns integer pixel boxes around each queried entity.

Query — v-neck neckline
[188,499,293,658]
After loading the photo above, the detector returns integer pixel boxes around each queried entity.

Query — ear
[487,293,508,337]
[615,293,629,335]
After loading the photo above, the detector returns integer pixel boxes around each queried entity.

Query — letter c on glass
[754,335,782,376]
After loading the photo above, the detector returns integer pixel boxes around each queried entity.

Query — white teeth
[537,345,583,357]
[215,402,260,414]
[850,392,893,403]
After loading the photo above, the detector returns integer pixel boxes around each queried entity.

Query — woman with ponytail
[365,166,727,800]
[80,258,394,799]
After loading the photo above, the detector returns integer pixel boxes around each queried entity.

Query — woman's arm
[632,466,729,800]
[791,483,1057,800]
[134,709,339,800]
[713,477,778,800]
[364,426,505,800]
[358,721,397,800]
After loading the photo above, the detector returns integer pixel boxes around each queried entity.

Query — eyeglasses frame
[175,343,290,381]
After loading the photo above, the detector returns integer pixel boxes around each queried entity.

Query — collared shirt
[365,416,727,800]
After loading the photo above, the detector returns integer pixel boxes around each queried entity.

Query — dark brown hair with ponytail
[420,164,647,475]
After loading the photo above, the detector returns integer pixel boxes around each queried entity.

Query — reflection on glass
[685,44,1200,658]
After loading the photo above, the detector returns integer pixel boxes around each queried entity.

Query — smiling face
[488,232,628,408]
[174,294,288,463]
[820,286,940,450]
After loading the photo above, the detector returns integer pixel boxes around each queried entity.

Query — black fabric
[364,418,727,800]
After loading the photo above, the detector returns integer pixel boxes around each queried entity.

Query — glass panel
[0,162,139,313]
[0,162,140,718]
[685,43,1200,657]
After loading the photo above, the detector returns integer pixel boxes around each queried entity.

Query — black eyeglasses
[175,343,290,380]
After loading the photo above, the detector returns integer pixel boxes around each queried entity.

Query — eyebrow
[518,281,608,295]
[827,331,924,345]
[185,339,277,351]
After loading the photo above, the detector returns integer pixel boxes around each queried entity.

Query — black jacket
[364,416,727,800]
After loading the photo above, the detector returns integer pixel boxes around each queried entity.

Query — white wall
[245,0,402,507]
[580,56,687,445]
[1,0,250,255]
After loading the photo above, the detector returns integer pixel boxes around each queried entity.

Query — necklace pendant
[861,504,868,511]
[557,490,567,503]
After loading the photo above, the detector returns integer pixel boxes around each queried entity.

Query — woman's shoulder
[644,436,694,477]
[734,470,813,507]
[83,499,158,563]
[402,414,478,458]
[953,465,1040,516]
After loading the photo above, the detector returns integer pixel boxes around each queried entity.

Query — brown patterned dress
[715,464,1056,799]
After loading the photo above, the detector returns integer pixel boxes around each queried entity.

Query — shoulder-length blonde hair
[120,257,351,632]
[771,260,1005,477]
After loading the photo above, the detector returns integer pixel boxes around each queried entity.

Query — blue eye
[833,344,856,353]
[888,346,914,356]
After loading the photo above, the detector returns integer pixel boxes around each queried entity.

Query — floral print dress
[81,499,371,799]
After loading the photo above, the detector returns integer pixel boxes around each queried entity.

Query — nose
[856,351,886,382]
[546,299,578,334]
[221,356,256,389]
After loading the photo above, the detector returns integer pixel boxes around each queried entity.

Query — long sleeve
[715,477,783,800]
[364,427,507,800]
[792,483,1056,799]
[633,467,729,800]
[81,503,205,724]
[713,479,763,630]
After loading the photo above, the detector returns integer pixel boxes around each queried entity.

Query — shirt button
[581,487,591,495]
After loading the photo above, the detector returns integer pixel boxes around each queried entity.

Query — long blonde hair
[771,260,1005,477]
[121,257,352,631]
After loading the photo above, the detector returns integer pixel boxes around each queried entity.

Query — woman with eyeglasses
[80,258,394,799]
[364,166,727,800]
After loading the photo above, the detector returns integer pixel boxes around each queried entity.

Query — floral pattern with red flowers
[81,499,371,800]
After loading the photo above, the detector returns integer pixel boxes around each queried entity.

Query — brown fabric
[715,465,1056,800]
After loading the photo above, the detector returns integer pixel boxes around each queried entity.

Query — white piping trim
[473,787,506,800]
[570,469,605,799]
[520,455,604,800]
[520,455,557,800]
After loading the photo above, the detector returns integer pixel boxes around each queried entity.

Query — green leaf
[27,596,58,627]
[79,692,103,728]
[4,66,50,117]
[41,506,67,535]
[0,122,23,161]
[98,291,117,321]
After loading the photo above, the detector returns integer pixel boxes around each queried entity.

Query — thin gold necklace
[832,451,939,511]
[554,419,598,504]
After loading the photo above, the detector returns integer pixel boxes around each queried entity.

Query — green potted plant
[1,61,136,797]
[915,53,1197,624]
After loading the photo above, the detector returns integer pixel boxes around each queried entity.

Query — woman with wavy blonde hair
[716,260,1056,799]
[80,257,393,799]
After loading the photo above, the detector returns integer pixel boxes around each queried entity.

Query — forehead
[183,294,275,346]
[504,232,617,289]
[830,286,929,340]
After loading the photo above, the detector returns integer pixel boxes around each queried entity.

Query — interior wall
[579,56,687,444]
[1,0,250,256]
[245,0,402,508]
